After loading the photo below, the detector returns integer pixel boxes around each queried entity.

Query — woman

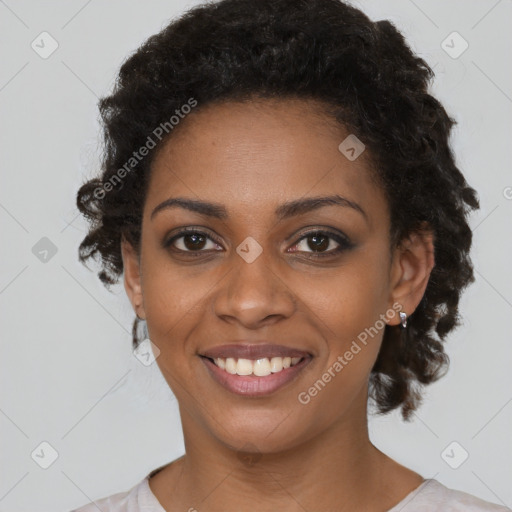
[72,0,510,510]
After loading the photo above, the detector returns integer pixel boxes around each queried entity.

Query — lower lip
[200,356,312,397]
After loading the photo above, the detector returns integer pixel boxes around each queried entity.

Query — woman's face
[122,98,426,454]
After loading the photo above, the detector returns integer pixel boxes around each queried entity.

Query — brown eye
[304,233,331,252]
[164,229,223,253]
[289,230,353,257]
[182,233,207,251]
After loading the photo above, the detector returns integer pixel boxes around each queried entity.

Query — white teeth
[236,358,253,375]
[253,358,271,376]
[225,357,237,374]
[270,357,283,373]
[210,355,304,376]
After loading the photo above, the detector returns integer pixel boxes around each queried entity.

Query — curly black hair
[76,0,479,421]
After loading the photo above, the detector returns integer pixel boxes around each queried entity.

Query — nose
[213,245,297,329]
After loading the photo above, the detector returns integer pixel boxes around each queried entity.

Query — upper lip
[200,343,312,360]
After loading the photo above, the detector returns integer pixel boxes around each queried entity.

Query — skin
[122,98,435,511]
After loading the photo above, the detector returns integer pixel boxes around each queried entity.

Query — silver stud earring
[399,311,408,328]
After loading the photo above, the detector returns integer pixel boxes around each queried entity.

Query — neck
[151,388,422,511]
[151,389,423,512]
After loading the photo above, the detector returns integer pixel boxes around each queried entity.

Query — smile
[210,356,303,376]
[200,353,312,396]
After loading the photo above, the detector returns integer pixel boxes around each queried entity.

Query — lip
[200,354,313,397]
[200,343,311,360]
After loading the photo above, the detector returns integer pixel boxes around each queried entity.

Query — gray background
[1,0,511,510]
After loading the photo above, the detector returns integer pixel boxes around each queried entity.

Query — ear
[121,235,146,320]
[387,226,435,326]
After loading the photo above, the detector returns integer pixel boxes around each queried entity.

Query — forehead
[146,98,386,225]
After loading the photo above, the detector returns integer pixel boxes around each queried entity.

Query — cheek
[296,247,391,393]
[294,303,386,429]
[138,240,225,357]
[303,247,391,340]
[141,271,214,349]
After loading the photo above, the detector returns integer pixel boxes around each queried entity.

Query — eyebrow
[150,194,367,222]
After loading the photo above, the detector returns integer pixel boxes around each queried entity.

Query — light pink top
[71,474,511,511]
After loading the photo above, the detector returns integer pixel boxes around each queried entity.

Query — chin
[207,409,311,456]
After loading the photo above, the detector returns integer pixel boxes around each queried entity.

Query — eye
[163,227,353,259]
[163,228,223,254]
[288,230,353,257]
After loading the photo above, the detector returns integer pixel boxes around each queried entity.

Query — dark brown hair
[76,0,479,420]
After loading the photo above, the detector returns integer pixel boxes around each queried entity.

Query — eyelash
[162,227,354,259]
